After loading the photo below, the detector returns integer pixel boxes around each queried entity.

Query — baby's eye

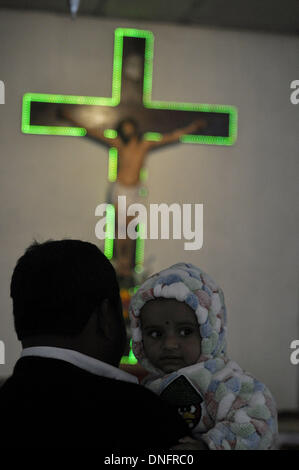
[179,328,194,337]
[147,330,162,339]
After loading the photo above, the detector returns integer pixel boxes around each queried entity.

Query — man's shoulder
[0,357,160,400]
[0,358,189,448]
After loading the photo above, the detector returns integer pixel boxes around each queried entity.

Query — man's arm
[60,106,122,149]
[145,119,207,150]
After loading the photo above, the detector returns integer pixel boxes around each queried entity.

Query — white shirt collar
[21,346,138,384]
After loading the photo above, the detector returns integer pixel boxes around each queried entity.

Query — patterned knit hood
[129,262,227,374]
[129,263,278,450]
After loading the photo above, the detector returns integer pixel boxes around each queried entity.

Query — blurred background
[0,0,298,449]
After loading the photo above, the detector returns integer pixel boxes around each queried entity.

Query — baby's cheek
[143,337,159,362]
[184,338,201,363]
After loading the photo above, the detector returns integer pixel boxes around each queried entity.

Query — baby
[129,263,278,450]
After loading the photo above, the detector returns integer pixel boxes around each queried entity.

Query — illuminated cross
[22,28,237,272]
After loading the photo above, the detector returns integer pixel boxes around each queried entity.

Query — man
[62,108,206,280]
[0,240,188,448]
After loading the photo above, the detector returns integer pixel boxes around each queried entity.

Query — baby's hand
[170,436,208,450]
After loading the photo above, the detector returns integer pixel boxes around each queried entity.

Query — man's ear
[96,298,127,362]
[96,299,114,342]
[96,298,126,343]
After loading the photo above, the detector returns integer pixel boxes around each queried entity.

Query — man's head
[116,118,140,143]
[10,240,126,365]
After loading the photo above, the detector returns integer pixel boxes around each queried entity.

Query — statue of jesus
[62,108,206,280]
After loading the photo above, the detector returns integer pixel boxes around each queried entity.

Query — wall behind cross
[0,9,298,409]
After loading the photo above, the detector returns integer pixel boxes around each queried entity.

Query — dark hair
[116,118,141,144]
[10,240,120,340]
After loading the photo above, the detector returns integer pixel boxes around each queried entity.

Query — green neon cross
[22,27,238,272]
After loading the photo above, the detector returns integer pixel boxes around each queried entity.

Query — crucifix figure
[62,110,206,281]
[22,27,237,285]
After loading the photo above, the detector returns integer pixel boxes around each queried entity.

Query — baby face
[140,298,201,374]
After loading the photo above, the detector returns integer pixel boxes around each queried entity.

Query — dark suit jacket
[0,356,188,449]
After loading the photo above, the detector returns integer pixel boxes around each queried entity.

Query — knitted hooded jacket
[129,262,278,450]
